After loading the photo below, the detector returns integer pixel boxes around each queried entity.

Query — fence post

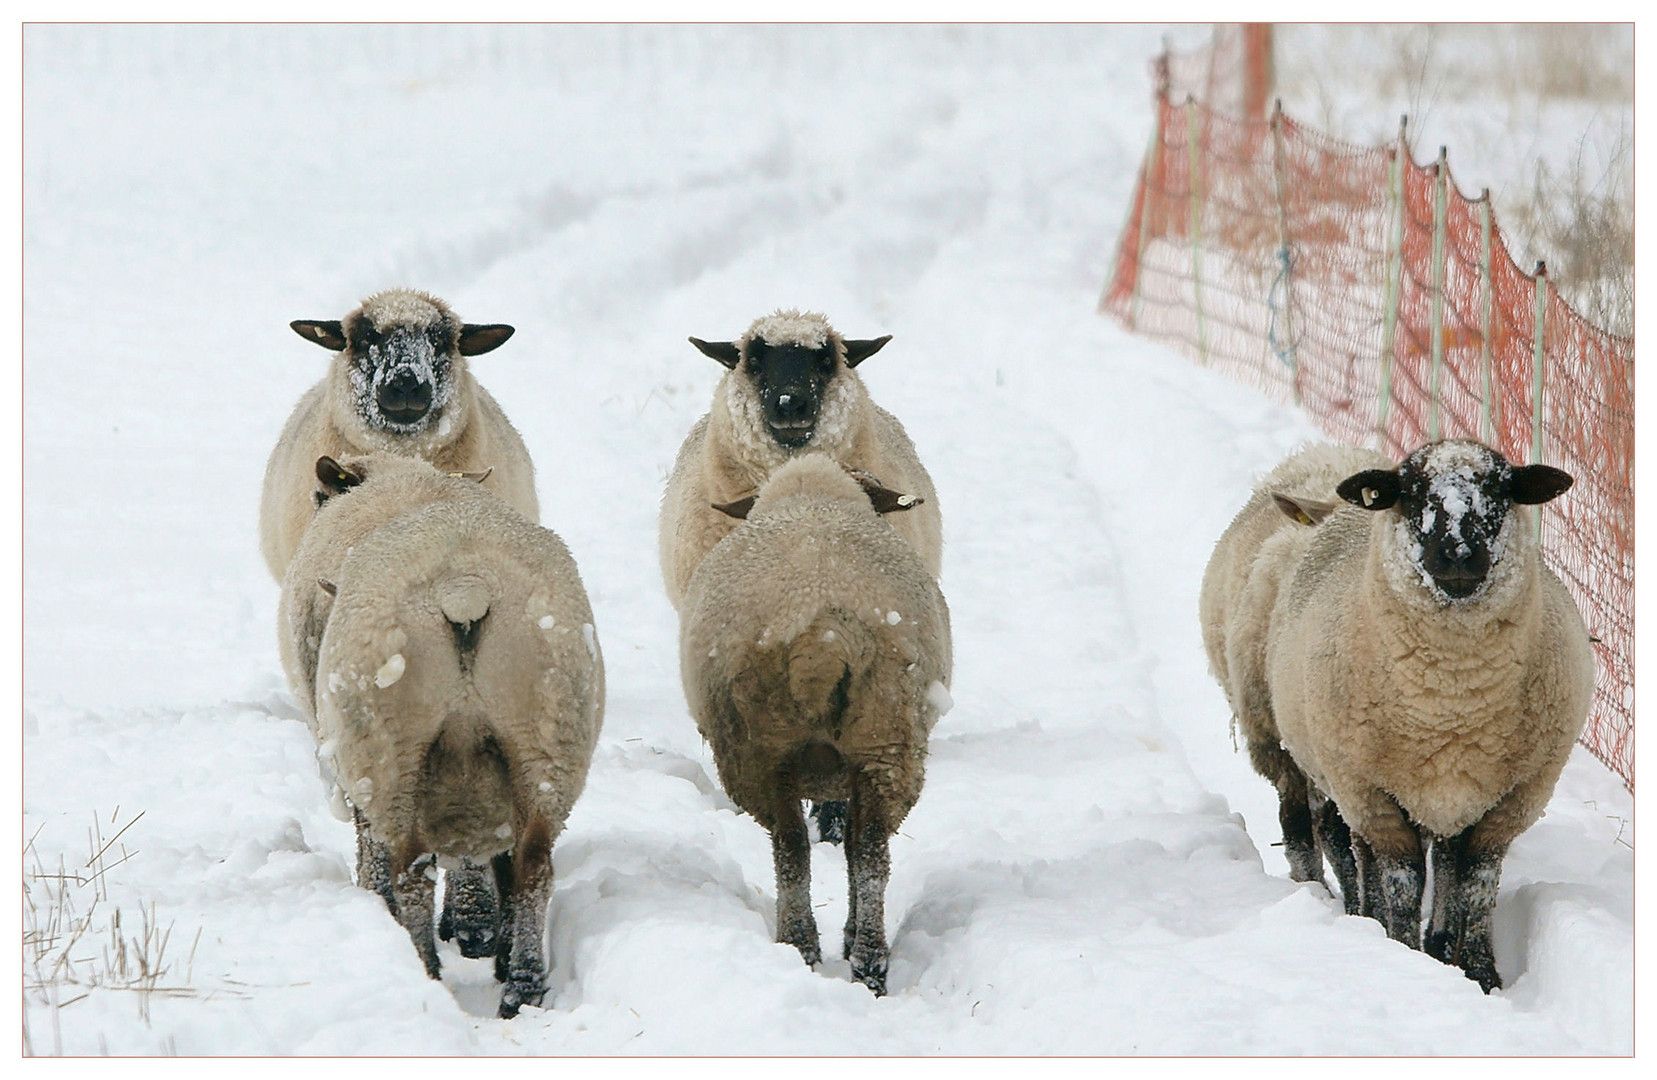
[1186,97,1208,365]
[1269,99,1299,403]
[1377,116,1408,451]
[1478,191,1495,445]
[1531,260,1549,540]
[1429,146,1448,441]
[1128,93,1166,330]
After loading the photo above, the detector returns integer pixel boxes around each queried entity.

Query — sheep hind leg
[354,809,396,914]
[497,817,553,1019]
[1275,767,1323,886]
[810,800,848,845]
[771,793,821,967]
[1311,792,1360,915]
[1424,833,1464,966]
[392,852,441,980]
[844,781,892,996]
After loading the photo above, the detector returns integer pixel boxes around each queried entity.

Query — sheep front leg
[771,793,821,967]
[497,817,553,1019]
[844,782,891,996]
[1349,789,1424,948]
[438,858,501,959]
[1424,833,1464,968]
[392,852,441,979]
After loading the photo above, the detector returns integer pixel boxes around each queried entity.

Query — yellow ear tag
[1295,509,1314,526]
[1362,487,1377,507]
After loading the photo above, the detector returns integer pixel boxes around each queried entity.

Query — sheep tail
[787,608,872,729]
[436,572,492,655]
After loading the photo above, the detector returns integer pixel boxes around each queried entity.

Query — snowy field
[21,25,1634,1055]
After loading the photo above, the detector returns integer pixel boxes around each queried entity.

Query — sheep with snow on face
[1264,439,1593,992]
[1199,442,1390,907]
[282,452,604,1018]
[678,453,952,995]
[659,309,942,612]
[259,288,538,581]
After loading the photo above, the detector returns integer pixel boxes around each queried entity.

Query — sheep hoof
[498,965,547,1018]
[851,952,889,997]
[1423,929,1455,964]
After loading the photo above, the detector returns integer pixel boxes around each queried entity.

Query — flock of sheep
[259,286,1593,1017]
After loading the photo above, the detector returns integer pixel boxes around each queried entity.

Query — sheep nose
[378,369,432,424]
[774,389,811,422]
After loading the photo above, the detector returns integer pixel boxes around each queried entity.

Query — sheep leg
[844,780,891,996]
[1310,791,1360,915]
[1351,835,1379,919]
[353,809,397,914]
[1274,766,1323,885]
[1424,834,1464,967]
[438,858,501,959]
[490,850,514,985]
[497,817,553,1019]
[810,800,848,845]
[392,852,441,980]
[771,791,821,967]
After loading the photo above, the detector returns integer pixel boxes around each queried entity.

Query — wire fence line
[1101,33,1633,788]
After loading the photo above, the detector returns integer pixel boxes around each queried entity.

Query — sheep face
[690,310,890,450]
[292,289,513,436]
[1336,440,1572,602]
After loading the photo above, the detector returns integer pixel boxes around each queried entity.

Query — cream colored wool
[658,309,941,611]
[259,288,538,580]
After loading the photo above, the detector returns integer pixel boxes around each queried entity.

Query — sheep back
[679,455,951,829]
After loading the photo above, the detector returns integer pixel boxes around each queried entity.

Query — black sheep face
[689,326,891,450]
[290,291,514,437]
[1337,440,1573,602]
[340,307,459,434]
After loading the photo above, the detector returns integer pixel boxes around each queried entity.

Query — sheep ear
[292,320,346,351]
[711,495,756,520]
[1336,470,1401,511]
[1510,464,1573,505]
[842,335,892,368]
[458,323,514,356]
[857,479,923,514]
[690,337,742,369]
[315,455,366,496]
[1272,492,1338,526]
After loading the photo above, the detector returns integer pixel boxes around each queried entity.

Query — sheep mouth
[766,420,817,448]
[1430,571,1487,600]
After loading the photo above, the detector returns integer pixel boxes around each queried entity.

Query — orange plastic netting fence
[1101,40,1634,788]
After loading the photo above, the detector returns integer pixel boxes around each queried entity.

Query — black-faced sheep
[282,452,604,1017]
[1265,439,1593,991]
[659,309,942,612]
[259,288,538,581]
[1200,443,1389,908]
[678,454,952,995]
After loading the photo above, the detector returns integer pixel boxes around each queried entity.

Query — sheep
[1199,442,1389,907]
[280,451,604,1017]
[260,288,539,581]
[677,453,952,995]
[659,309,942,612]
[1264,438,1593,991]
[661,309,943,845]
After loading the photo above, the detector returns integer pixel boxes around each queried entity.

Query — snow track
[23,25,1630,1054]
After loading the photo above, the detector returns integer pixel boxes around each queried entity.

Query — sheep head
[691,309,889,450]
[1336,439,1572,602]
[292,288,513,435]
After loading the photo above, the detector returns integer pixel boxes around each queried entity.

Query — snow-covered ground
[21,24,1633,1055]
